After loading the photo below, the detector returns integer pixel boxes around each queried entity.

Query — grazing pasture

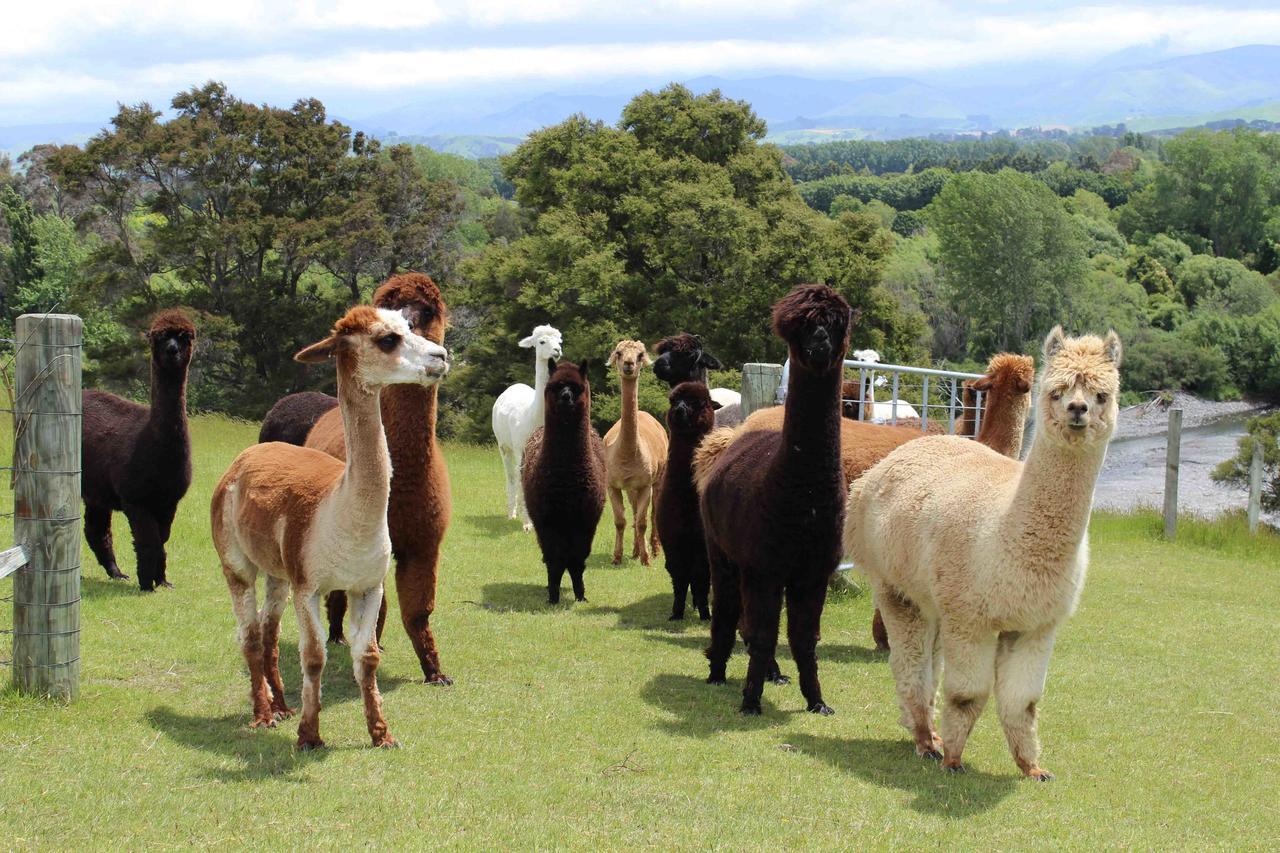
[1,414,1277,847]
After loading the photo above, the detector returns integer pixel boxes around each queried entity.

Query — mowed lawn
[1,414,1278,848]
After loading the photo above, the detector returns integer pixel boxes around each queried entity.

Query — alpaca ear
[1104,330,1123,367]
[519,334,536,348]
[1014,378,1033,394]
[295,336,340,363]
[577,359,590,378]
[608,347,621,366]
[639,349,651,366]
[1042,325,1067,361]
[971,377,994,392]
[546,357,557,374]
[700,351,723,370]
[711,400,722,410]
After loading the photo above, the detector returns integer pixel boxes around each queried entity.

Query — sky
[4,0,1280,126]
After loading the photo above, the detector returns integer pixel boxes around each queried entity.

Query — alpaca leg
[877,583,942,758]
[740,580,785,715]
[567,560,587,602]
[628,486,651,565]
[705,545,740,684]
[546,558,567,604]
[608,487,626,565]
[648,487,660,559]
[154,505,177,587]
[85,504,126,580]
[668,562,689,621]
[395,551,451,684]
[293,591,327,751]
[513,448,533,532]
[260,574,294,720]
[786,580,834,715]
[690,555,711,621]
[938,629,996,773]
[226,569,272,728]
[349,585,397,748]
[871,607,890,652]
[123,503,163,592]
[499,445,518,520]
[325,591,348,645]
[994,627,1057,781]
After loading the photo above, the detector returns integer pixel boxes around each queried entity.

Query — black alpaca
[695,284,851,715]
[82,310,196,591]
[521,360,607,604]
[655,382,720,621]
[258,391,337,445]
[652,333,740,427]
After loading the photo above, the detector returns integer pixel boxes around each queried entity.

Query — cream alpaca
[211,306,449,750]
[843,327,1121,780]
[603,340,668,565]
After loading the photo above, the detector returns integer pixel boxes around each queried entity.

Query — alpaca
[843,328,1122,779]
[492,325,564,529]
[211,305,449,749]
[655,382,721,621]
[305,274,455,685]
[603,340,668,566]
[954,380,981,438]
[81,309,196,591]
[258,392,338,445]
[694,284,851,716]
[522,360,607,603]
[652,333,741,426]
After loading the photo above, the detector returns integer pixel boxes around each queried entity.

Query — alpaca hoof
[920,749,944,761]
[296,737,326,752]
[698,610,710,621]
[425,674,453,686]
[739,702,762,716]
[328,635,348,647]
[272,707,296,721]
[522,523,533,533]
[706,671,727,685]
[1025,767,1054,782]
[767,674,791,686]
[806,701,835,716]
[943,761,966,774]
[156,580,174,589]
[373,736,400,749]
[574,594,587,602]
[105,566,128,581]
[249,717,277,730]
[668,612,684,622]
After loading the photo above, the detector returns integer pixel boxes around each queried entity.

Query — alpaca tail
[691,428,737,496]
[841,477,867,563]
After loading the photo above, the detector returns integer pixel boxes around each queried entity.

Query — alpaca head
[772,284,852,373]
[652,333,723,387]
[608,340,650,381]
[666,381,721,435]
[972,353,1035,417]
[373,272,448,345]
[519,324,563,363]
[147,309,196,373]
[295,306,450,392]
[1037,326,1122,448]
[544,359,591,424]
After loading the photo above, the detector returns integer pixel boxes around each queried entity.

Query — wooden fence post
[11,313,82,701]
[741,363,783,419]
[1248,439,1263,535]
[1163,408,1182,541]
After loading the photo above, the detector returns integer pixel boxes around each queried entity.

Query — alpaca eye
[376,334,401,353]
[1096,393,1108,404]
[1050,392,1062,401]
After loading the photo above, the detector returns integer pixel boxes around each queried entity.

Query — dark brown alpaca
[258,391,337,445]
[81,309,196,591]
[304,273,455,685]
[652,333,741,427]
[522,360,607,604]
[655,382,721,621]
[694,284,851,716]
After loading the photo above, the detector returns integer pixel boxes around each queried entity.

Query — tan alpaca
[210,306,449,750]
[843,327,1121,780]
[603,340,668,565]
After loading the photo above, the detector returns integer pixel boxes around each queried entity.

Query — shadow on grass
[146,707,328,782]
[640,672,784,738]
[81,575,147,600]
[480,582,576,614]
[641,629,882,666]
[274,641,414,704]
[784,734,1018,817]
[590,592,675,630]
[462,512,522,538]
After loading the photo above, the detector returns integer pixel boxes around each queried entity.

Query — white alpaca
[492,325,563,529]
[843,327,1122,780]
[848,348,921,421]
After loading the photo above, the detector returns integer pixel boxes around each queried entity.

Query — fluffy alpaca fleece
[522,360,607,603]
[258,392,338,445]
[81,309,196,591]
[492,324,564,529]
[211,305,449,749]
[652,333,741,427]
[694,284,851,716]
[603,340,668,565]
[305,273,455,684]
[842,327,1121,780]
[655,382,720,621]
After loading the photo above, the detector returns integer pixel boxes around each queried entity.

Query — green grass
[1,414,1278,848]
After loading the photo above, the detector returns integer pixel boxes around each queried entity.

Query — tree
[929,169,1088,354]
[1,186,43,308]
[1212,411,1280,511]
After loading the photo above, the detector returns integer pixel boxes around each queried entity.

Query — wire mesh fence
[842,358,987,435]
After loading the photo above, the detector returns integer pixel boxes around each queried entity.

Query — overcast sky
[4,1,1280,125]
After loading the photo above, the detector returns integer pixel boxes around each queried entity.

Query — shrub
[1212,411,1280,511]
[1122,327,1231,398]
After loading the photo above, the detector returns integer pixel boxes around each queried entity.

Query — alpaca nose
[1067,400,1089,417]
[559,387,573,404]
[164,339,180,357]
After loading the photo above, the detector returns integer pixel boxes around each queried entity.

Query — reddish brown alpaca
[305,273,454,685]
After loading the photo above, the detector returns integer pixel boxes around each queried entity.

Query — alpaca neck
[978,395,1030,458]
[529,355,550,431]
[544,406,593,459]
[330,365,393,530]
[777,357,842,474]
[380,384,438,487]
[666,429,702,474]
[619,375,639,452]
[1005,430,1108,567]
[147,360,189,442]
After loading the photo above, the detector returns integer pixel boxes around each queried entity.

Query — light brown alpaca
[843,327,1121,780]
[603,340,668,565]
[211,306,449,750]
[956,353,1035,457]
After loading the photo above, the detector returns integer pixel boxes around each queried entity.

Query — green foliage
[1212,411,1280,511]
[797,168,951,214]
[1175,253,1273,311]
[1121,326,1231,397]
[1,185,42,302]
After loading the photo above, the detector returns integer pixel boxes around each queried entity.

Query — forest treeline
[2,81,1279,442]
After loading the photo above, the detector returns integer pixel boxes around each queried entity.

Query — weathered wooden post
[741,362,783,419]
[1163,408,1182,541]
[1248,439,1263,535]
[11,313,82,700]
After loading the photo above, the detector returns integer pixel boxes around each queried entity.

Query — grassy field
[1,414,1278,849]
